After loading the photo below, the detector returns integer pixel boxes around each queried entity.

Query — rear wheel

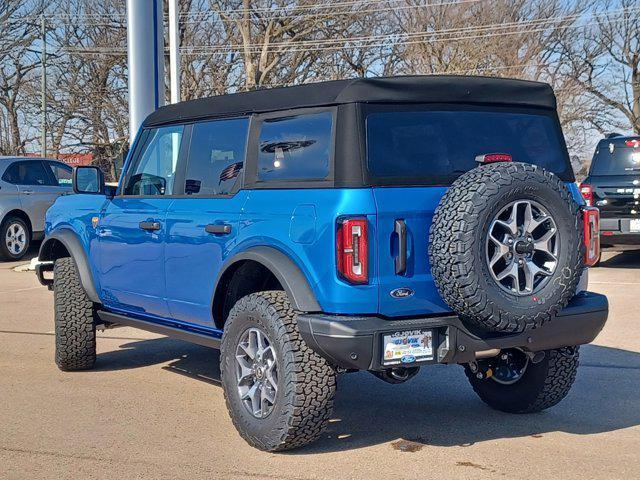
[0,216,31,261]
[54,257,97,371]
[220,291,337,451]
[464,347,579,413]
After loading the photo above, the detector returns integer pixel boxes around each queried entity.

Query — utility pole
[168,0,181,104]
[40,14,47,157]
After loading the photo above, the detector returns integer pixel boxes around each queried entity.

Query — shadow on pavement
[94,338,640,452]
[598,250,640,268]
[0,242,40,269]
[95,337,221,385]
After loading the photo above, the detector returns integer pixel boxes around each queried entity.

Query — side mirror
[73,166,105,195]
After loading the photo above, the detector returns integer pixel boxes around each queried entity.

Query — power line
[1,0,481,27]
[57,11,628,58]
[178,0,483,23]
[178,7,637,54]
[6,6,634,61]
[182,18,627,56]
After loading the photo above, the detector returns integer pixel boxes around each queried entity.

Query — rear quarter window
[365,106,573,185]
[257,111,333,182]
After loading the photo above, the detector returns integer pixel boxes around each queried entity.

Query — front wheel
[464,347,579,413]
[54,257,97,371]
[220,291,337,451]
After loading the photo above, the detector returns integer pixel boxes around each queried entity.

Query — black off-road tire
[429,162,583,333]
[54,257,97,371]
[464,347,579,413]
[220,291,337,452]
[0,216,31,261]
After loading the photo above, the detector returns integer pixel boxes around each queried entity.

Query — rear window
[590,139,640,176]
[366,107,572,184]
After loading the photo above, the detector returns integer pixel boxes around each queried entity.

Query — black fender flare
[214,246,321,313]
[38,230,101,304]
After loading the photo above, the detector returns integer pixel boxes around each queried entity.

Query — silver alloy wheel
[5,222,27,256]
[235,327,278,418]
[486,200,559,296]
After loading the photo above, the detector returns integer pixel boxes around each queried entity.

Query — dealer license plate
[382,329,433,366]
[631,219,640,232]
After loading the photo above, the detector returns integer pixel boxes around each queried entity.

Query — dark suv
[581,134,640,256]
[37,76,607,451]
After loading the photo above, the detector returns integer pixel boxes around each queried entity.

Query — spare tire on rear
[428,162,583,333]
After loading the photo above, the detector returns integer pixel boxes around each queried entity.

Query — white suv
[0,157,73,260]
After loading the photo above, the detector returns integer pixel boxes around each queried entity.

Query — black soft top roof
[144,75,557,127]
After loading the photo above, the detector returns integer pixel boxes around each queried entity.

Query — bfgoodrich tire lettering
[221,291,337,451]
[429,162,583,333]
[54,257,97,371]
[464,347,579,413]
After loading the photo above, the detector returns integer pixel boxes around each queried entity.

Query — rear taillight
[337,217,368,284]
[579,183,593,206]
[625,139,640,148]
[582,207,600,267]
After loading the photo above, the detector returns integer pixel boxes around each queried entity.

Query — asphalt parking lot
[1,249,639,480]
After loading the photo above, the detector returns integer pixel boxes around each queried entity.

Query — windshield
[365,107,573,185]
[590,139,640,176]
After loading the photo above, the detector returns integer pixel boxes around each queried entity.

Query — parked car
[37,76,608,452]
[580,134,640,259]
[0,157,73,260]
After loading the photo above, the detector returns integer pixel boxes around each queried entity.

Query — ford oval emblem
[390,287,414,299]
[401,355,416,364]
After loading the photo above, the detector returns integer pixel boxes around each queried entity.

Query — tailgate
[591,175,640,220]
[373,187,450,317]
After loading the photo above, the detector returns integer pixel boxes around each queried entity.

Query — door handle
[139,221,161,231]
[205,224,232,235]
[394,219,407,275]
[22,190,34,195]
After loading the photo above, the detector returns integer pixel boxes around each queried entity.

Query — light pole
[40,15,47,157]
[126,0,165,144]
[168,0,181,104]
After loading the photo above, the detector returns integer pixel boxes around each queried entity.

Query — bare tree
[46,0,128,180]
[559,0,639,134]
[0,1,43,155]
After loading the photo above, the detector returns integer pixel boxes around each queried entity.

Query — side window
[1,161,51,186]
[185,118,249,196]
[47,162,73,186]
[124,125,184,196]
[257,112,333,182]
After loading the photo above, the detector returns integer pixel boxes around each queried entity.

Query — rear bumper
[297,292,608,371]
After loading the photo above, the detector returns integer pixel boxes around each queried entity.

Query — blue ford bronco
[37,76,608,451]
